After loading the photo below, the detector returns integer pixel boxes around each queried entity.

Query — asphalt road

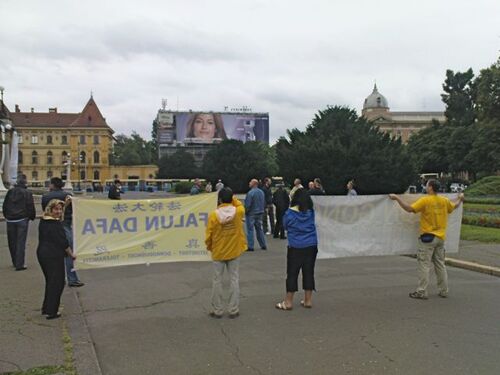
[71,236,500,375]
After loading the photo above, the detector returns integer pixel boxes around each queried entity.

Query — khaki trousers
[416,236,448,296]
[211,257,240,315]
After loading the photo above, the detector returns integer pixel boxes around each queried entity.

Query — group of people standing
[205,177,464,318]
[3,175,83,320]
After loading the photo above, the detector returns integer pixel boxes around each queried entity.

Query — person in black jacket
[42,177,84,287]
[108,179,123,200]
[37,199,75,319]
[2,174,36,270]
[272,184,290,239]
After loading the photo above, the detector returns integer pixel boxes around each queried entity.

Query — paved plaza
[1,219,499,375]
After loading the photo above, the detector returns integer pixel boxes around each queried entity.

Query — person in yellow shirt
[389,179,464,300]
[205,187,247,318]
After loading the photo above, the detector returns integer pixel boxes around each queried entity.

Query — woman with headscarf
[37,198,76,319]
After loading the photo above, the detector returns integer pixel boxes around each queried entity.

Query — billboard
[175,112,269,144]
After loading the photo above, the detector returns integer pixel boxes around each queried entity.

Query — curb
[445,257,500,277]
[64,288,103,375]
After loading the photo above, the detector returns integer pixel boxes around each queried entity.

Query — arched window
[80,170,86,180]
[47,135,53,144]
[79,135,86,145]
[93,151,100,164]
[47,151,53,165]
[61,135,68,145]
[94,170,100,180]
[32,171,38,180]
[32,151,38,164]
[80,151,86,164]
[18,151,23,164]
[62,151,68,163]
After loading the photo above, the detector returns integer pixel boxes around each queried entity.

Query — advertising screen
[175,112,269,144]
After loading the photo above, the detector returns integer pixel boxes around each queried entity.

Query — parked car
[450,183,466,193]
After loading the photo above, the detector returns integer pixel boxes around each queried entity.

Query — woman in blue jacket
[276,188,318,310]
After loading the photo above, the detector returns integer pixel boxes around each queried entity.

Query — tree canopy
[109,132,155,166]
[158,150,198,179]
[276,106,415,194]
[202,140,278,193]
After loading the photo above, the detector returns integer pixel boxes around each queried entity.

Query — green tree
[110,132,154,165]
[276,106,415,194]
[466,121,500,179]
[441,68,476,127]
[150,119,159,163]
[158,150,198,179]
[474,58,500,121]
[202,140,278,193]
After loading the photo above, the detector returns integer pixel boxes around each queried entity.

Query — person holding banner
[205,188,247,319]
[389,180,464,300]
[37,199,76,319]
[276,188,318,310]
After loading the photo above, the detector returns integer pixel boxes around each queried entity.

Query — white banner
[313,194,463,259]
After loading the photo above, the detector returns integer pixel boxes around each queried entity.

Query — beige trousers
[211,257,240,315]
[416,236,448,296]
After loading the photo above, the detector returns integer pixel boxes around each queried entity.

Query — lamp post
[63,152,73,190]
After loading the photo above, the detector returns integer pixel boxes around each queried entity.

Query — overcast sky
[1,0,498,143]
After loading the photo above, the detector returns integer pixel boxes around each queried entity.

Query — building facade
[9,97,114,185]
[361,84,445,143]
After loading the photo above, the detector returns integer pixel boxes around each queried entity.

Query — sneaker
[209,312,223,319]
[15,266,27,271]
[246,248,254,252]
[438,292,448,298]
[261,247,267,250]
[69,281,85,287]
[228,312,240,319]
[409,291,428,300]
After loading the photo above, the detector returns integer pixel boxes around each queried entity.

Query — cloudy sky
[1,0,498,143]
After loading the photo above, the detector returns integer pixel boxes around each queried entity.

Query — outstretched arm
[451,193,465,210]
[389,194,415,213]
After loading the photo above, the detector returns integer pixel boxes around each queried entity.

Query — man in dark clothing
[42,177,84,287]
[272,184,290,239]
[261,177,275,235]
[2,174,36,270]
[108,179,123,200]
[308,177,326,196]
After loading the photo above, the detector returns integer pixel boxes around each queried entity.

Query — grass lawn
[461,224,500,243]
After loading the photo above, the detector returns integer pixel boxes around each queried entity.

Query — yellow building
[362,84,446,143]
[10,96,114,185]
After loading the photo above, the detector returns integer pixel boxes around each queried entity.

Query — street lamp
[63,152,73,190]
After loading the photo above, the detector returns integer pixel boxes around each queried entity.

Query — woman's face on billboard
[193,114,216,139]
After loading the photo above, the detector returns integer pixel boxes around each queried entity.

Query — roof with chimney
[8,96,113,132]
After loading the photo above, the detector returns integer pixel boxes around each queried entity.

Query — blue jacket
[245,187,265,216]
[283,208,318,248]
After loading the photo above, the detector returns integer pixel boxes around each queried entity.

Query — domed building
[361,84,445,143]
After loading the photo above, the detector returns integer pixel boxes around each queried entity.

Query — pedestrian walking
[108,179,123,200]
[275,188,318,310]
[261,177,275,235]
[37,199,76,319]
[244,179,267,251]
[2,174,36,270]
[205,188,247,318]
[389,179,464,299]
[272,184,289,239]
[42,177,84,287]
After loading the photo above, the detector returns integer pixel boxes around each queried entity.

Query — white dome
[363,84,389,109]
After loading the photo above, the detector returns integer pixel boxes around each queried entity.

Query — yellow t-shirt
[411,195,455,240]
